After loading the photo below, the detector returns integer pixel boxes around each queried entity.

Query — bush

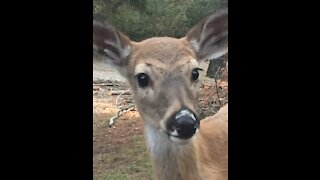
[93,0,227,41]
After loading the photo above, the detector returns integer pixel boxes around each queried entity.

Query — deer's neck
[144,125,201,180]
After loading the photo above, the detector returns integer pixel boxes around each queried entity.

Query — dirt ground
[93,69,228,180]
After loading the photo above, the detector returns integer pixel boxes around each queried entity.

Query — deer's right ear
[185,9,228,61]
[93,21,132,69]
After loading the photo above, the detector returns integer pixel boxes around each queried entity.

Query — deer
[93,8,228,180]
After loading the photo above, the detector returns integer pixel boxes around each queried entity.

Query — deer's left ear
[93,21,132,76]
[185,9,228,61]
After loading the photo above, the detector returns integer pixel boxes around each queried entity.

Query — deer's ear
[93,21,132,70]
[186,9,228,61]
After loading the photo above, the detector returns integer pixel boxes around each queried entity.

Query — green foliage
[93,0,227,41]
[186,0,227,28]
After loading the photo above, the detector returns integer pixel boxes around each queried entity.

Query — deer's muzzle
[166,109,200,139]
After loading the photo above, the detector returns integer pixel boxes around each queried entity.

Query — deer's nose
[167,109,199,139]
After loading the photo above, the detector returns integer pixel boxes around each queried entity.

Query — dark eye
[136,73,149,88]
[192,68,202,81]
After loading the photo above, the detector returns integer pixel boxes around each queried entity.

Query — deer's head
[93,9,228,144]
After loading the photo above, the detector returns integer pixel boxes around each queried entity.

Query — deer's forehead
[132,37,196,63]
[134,58,199,76]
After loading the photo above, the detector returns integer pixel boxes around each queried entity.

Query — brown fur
[144,105,228,180]
[126,38,200,130]
[197,105,228,180]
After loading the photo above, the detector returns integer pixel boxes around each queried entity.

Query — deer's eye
[191,68,202,81]
[136,73,149,88]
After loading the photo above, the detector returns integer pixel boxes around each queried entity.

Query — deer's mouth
[167,128,199,145]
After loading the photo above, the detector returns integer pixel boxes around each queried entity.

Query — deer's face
[126,38,202,143]
[93,9,228,144]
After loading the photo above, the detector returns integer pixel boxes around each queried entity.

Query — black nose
[167,110,200,139]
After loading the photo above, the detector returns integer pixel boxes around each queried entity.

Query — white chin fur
[169,136,191,145]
